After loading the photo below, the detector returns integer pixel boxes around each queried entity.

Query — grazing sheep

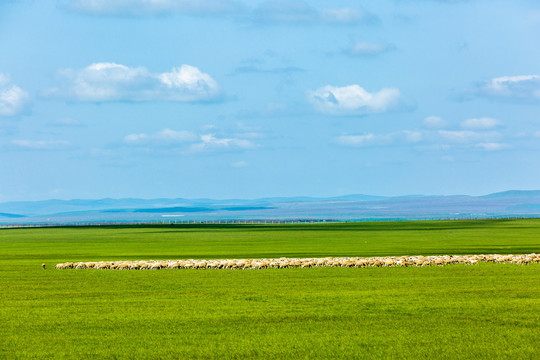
[55,253,539,271]
[118,263,131,270]
[94,262,105,269]
[384,259,395,267]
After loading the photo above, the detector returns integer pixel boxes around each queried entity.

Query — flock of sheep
[55,253,539,270]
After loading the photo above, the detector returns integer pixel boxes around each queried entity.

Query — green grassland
[1,219,539,359]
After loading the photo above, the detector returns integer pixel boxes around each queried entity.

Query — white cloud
[157,128,197,141]
[49,118,84,127]
[231,160,249,168]
[475,142,511,151]
[402,130,423,143]
[46,63,221,102]
[124,128,197,145]
[335,133,376,147]
[122,127,260,154]
[157,66,219,100]
[201,124,217,131]
[438,130,501,143]
[188,133,256,153]
[308,84,403,116]
[320,8,378,25]
[463,75,540,102]
[124,133,148,143]
[344,42,392,56]
[336,128,511,152]
[65,0,244,16]
[0,74,30,117]
[487,75,540,93]
[256,3,377,25]
[335,130,422,147]
[460,117,501,130]
[251,2,378,25]
[423,116,447,129]
[66,0,379,26]
[12,139,71,150]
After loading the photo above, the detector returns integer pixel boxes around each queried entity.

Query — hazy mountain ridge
[1,191,539,223]
[0,194,386,216]
[0,212,26,218]
[480,190,540,199]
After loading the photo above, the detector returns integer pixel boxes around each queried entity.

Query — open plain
[1,219,539,359]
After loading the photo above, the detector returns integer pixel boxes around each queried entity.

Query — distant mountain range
[1,190,539,224]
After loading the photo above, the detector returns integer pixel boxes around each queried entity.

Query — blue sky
[1,0,540,201]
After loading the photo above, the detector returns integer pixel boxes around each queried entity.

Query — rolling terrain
[2,190,540,224]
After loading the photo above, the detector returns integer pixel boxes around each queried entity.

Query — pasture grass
[1,219,539,359]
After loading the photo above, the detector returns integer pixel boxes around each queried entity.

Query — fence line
[1,215,538,229]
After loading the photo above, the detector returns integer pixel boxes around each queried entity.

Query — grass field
[1,219,539,359]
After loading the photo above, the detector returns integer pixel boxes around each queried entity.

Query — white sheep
[54,253,539,271]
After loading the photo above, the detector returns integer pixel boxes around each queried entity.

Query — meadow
[1,219,539,359]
